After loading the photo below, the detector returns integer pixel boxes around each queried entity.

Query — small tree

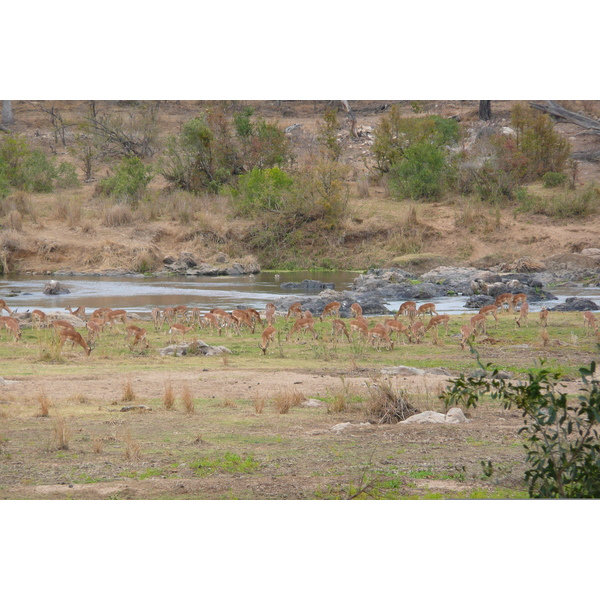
[441,349,600,498]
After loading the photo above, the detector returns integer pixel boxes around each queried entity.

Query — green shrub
[442,353,600,498]
[235,166,296,215]
[55,162,80,189]
[317,109,342,161]
[516,185,599,219]
[97,156,153,205]
[372,107,460,174]
[388,142,449,200]
[542,171,567,188]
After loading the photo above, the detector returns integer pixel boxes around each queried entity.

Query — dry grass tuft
[122,429,141,461]
[222,399,238,408]
[53,416,70,450]
[181,384,195,414]
[5,209,23,231]
[92,437,104,454]
[102,204,134,227]
[163,381,175,411]
[365,379,420,424]
[37,392,51,417]
[253,395,265,415]
[273,388,306,414]
[121,377,136,404]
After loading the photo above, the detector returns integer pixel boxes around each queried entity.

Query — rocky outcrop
[549,297,600,312]
[280,279,335,290]
[158,340,232,357]
[43,280,70,295]
[161,253,261,277]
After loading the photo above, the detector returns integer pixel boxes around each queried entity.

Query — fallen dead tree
[530,101,600,136]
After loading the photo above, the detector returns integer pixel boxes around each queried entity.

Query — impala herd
[0,291,598,358]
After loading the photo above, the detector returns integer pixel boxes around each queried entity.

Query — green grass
[189,452,260,476]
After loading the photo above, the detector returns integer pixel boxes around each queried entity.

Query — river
[1,271,599,316]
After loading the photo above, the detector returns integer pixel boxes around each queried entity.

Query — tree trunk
[479,101,492,121]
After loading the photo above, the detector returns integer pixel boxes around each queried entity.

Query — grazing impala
[583,311,597,334]
[0,316,21,341]
[91,307,112,320]
[425,314,450,335]
[232,309,255,334]
[86,319,104,343]
[411,320,426,344]
[511,293,527,310]
[106,309,128,330]
[350,303,363,318]
[202,312,222,335]
[173,305,190,323]
[331,319,351,342]
[368,324,394,351]
[320,301,341,321]
[470,313,487,335]
[417,303,439,317]
[51,319,76,335]
[161,306,176,325]
[539,307,549,328]
[129,327,149,351]
[286,302,303,320]
[125,324,143,341]
[478,304,499,328]
[495,293,515,313]
[396,301,417,321]
[349,318,369,340]
[0,299,14,316]
[244,308,263,327]
[286,318,318,341]
[58,328,93,356]
[384,319,412,344]
[31,309,49,329]
[515,302,529,328]
[151,308,163,330]
[259,326,277,355]
[460,324,476,350]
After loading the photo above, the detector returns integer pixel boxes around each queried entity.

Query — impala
[190,307,203,327]
[244,308,263,326]
[125,324,143,340]
[51,319,77,335]
[0,316,21,341]
[383,319,412,343]
[31,309,49,329]
[411,320,426,344]
[162,306,176,325]
[350,303,363,318]
[515,302,529,328]
[129,327,150,351]
[86,318,103,343]
[151,308,163,330]
[173,305,190,323]
[320,301,341,321]
[470,313,487,335]
[202,313,222,335]
[349,318,369,340]
[425,314,450,335]
[169,323,194,343]
[417,303,439,317]
[58,328,93,356]
[539,307,549,328]
[91,307,112,320]
[303,310,314,321]
[106,309,128,329]
[265,304,276,326]
[583,311,597,333]
[511,293,527,310]
[331,318,351,342]
[495,293,515,313]
[478,304,499,327]
[286,318,318,341]
[460,324,476,350]
[66,304,86,321]
[368,324,394,351]
[259,326,277,355]
[0,299,14,316]
[286,302,303,319]
[232,309,255,334]
[396,301,417,320]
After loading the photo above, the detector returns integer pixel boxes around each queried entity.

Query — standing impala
[515,302,529,328]
[396,301,417,321]
[331,319,351,342]
[417,303,438,317]
[583,311,597,334]
[286,318,318,341]
[495,293,515,313]
[478,305,499,328]
[539,307,549,328]
[31,309,49,329]
[425,314,450,336]
[66,304,87,321]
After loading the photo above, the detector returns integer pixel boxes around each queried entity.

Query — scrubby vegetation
[1,100,599,273]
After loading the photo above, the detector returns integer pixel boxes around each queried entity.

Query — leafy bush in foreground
[441,350,600,498]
